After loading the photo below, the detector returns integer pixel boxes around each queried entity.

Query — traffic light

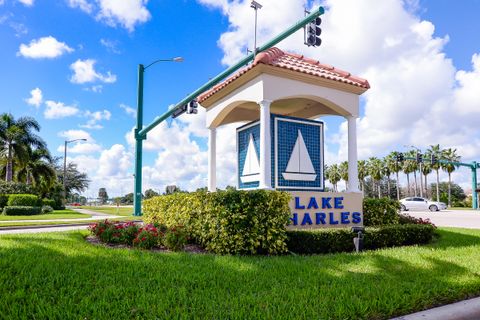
[431,154,438,165]
[416,153,423,163]
[305,17,321,47]
[396,152,405,162]
[187,99,198,114]
[171,104,187,119]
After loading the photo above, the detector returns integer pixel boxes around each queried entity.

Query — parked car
[399,197,447,212]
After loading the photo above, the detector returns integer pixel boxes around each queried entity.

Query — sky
[1,0,480,199]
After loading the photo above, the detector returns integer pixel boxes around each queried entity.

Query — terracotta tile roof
[198,47,370,103]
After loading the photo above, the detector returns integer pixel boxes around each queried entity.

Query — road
[405,209,480,229]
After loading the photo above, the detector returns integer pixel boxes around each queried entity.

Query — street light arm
[144,57,183,70]
[66,138,87,144]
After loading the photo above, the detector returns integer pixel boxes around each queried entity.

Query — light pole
[134,57,183,216]
[64,138,87,205]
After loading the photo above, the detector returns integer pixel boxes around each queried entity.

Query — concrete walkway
[392,296,480,320]
[0,208,121,224]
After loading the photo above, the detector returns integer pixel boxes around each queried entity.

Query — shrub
[41,205,54,214]
[0,182,35,195]
[164,226,188,251]
[399,214,436,228]
[363,198,400,226]
[287,224,436,254]
[121,221,141,245]
[7,194,41,207]
[0,194,8,209]
[3,206,42,216]
[133,225,159,250]
[42,199,56,208]
[143,189,291,255]
[89,220,117,243]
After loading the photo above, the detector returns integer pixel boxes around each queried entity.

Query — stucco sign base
[288,191,363,229]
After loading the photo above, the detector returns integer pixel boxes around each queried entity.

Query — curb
[392,296,480,320]
[0,220,143,231]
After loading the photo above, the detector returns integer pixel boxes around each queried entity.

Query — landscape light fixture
[351,226,365,253]
[64,138,87,205]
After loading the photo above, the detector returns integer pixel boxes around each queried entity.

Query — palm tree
[427,144,443,201]
[0,113,46,181]
[326,164,341,192]
[387,152,402,200]
[339,161,348,191]
[17,146,56,187]
[382,155,395,198]
[357,160,368,196]
[421,161,432,199]
[403,150,417,196]
[442,148,461,207]
[368,157,383,198]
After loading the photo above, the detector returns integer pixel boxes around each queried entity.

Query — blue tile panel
[274,115,324,190]
[237,122,260,189]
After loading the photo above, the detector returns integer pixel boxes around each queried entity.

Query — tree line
[325,145,462,206]
[0,113,90,205]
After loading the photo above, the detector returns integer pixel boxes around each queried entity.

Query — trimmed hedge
[7,194,41,207]
[143,189,291,254]
[42,199,56,208]
[3,206,42,216]
[363,198,400,226]
[287,224,436,254]
[0,194,8,209]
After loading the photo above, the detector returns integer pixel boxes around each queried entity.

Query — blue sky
[1,0,480,198]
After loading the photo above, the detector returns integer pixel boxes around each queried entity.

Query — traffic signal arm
[137,6,324,138]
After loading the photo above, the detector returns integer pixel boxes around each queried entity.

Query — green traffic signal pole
[133,6,325,216]
[404,157,479,210]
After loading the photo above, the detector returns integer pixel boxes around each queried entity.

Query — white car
[400,197,447,212]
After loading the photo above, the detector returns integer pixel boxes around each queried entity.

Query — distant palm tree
[427,144,443,201]
[368,157,383,198]
[403,150,417,196]
[17,146,56,187]
[382,156,394,198]
[421,161,432,199]
[357,160,368,196]
[442,148,461,207]
[0,113,46,181]
[339,161,348,191]
[387,152,402,200]
[326,164,341,192]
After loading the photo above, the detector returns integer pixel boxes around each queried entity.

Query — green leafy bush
[0,182,35,195]
[0,195,9,209]
[42,199,56,208]
[363,198,400,226]
[163,226,188,251]
[7,194,41,207]
[399,213,436,227]
[41,205,54,214]
[143,189,292,255]
[287,224,436,254]
[2,206,42,216]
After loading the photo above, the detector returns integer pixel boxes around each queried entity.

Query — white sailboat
[240,133,260,183]
[282,130,317,181]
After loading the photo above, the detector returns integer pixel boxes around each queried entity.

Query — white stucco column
[258,100,272,189]
[208,127,217,192]
[347,115,360,192]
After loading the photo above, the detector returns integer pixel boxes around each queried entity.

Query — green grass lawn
[79,206,134,216]
[0,228,479,319]
[0,210,91,221]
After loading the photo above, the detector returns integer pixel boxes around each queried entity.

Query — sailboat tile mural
[237,114,324,191]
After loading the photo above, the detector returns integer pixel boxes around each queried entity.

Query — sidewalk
[0,208,120,224]
[392,296,480,320]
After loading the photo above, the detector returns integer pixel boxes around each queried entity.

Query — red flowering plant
[133,224,160,249]
[88,220,118,243]
[399,214,437,228]
[120,221,140,245]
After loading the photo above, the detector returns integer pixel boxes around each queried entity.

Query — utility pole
[250,1,263,59]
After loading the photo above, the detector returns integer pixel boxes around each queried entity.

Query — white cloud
[119,103,136,117]
[59,129,93,141]
[18,36,73,59]
[67,0,93,13]
[98,144,132,177]
[100,38,121,54]
[25,87,42,107]
[96,0,150,32]
[81,109,111,129]
[70,59,117,84]
[57,142,102,154]
[17,0,34,7]
[44,100,80,119]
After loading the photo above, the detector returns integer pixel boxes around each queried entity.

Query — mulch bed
[85,235,207,254]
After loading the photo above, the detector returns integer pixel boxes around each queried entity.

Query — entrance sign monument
[198,47,370,228]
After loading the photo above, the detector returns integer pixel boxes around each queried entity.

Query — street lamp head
[173,57,184,62]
